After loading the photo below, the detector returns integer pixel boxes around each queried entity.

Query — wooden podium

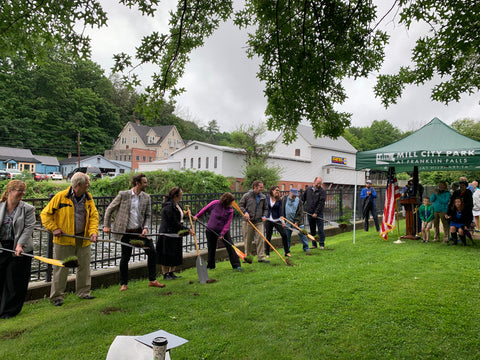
[400,198,419,239]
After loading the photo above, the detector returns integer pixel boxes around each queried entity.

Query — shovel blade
[196,255,209,284]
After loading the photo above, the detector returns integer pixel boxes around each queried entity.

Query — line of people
[0,174,327,318]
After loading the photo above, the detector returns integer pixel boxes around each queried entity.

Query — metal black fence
[24,187,384,282]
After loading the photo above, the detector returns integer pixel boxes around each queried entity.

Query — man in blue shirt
[360,180,380,232]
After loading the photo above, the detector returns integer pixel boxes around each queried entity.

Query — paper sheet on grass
[135,329,188,350]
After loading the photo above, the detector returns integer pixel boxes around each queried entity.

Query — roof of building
[296,124,357,153]
[0,146,40,163]
[34,155,60,166]
[129,122,176,146]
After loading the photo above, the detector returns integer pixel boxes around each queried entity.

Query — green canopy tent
[353,117,480,243]
[356,117,480,172]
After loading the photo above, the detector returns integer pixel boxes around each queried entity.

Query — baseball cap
[366,180,372,184]
[290,188,299,196]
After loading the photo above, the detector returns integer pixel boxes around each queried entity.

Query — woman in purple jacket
[193,193,241,271]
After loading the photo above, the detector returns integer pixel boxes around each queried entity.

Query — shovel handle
[232,201,287,265]
[186,206,200,256]
[281,217,316,241]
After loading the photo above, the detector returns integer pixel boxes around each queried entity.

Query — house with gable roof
[137,124,365,191]
[0,146,40,172]
[104,121,184,169]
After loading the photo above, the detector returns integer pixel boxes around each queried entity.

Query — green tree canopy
[3,1,479,143]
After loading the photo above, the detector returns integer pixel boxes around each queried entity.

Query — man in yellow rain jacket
[41,172,98,306]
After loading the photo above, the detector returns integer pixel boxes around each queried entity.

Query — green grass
[2,229,480,359]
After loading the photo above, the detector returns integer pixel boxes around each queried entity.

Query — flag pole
[393,195,405,244]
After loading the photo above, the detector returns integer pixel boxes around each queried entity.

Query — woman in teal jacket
[429,181,451,243]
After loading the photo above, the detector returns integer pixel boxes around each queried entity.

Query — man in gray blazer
[103,174,165,291]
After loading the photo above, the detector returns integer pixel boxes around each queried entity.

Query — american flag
[380,167,400,240]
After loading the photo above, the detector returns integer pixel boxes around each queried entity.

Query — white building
[138,124,365,190]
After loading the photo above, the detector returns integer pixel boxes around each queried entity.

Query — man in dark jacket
[302,177,327,249]
[239,180,269,262]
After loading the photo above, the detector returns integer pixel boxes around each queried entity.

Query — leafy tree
[344,120,403,151]
[242,158,281,191]
[229,122,280,190]
[451,118,480,142]
[0,1,387,142]
[230,123,276,165]
[374,1,480,107]
[5,1,479,143]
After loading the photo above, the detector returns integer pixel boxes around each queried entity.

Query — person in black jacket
[156,187,192,280]
[302,177,327,249]
[446,197,473,246]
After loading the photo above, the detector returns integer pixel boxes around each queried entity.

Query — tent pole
[353,171,357,244]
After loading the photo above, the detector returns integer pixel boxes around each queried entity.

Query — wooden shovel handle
[232,201,287,265]
[186,205,200,256]
[281,217,316,241]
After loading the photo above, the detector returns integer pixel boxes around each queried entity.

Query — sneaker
[80,295,95,300]
[169,272,181,279]
[163,273,173,280]
[53,299,63,307]
[319,246,325,250]
[309,246,318,250]
[236,267,243,272]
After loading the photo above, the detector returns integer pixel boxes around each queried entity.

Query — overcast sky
[86,1,479,135]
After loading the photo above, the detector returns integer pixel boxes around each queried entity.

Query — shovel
[232,201,290,266]
[0,247,66,267]
[186,206,209,284]
[194,218,252,263]
[305,213,339,227]
[281,216,316,241]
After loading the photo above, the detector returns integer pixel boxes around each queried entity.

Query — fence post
[339,189,343,219]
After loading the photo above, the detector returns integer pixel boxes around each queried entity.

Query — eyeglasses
[13,189,26,193]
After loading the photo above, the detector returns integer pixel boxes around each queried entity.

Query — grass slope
[1,229,480,359]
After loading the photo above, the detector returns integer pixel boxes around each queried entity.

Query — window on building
[214,156,218,168]
[133,136,137,144]
[149,157,153,162]
[195,145,198,150]
[136,155,140,161]
[198,157,201,168]
[120,169,125,174]
[121,137,126,144]
[149,136,155,143]
[190,158,193,168]
[115,156,118,160]
[164,149,168,157]
[142,156,146,162]
[206,157,209,169]
[295,149,300,156]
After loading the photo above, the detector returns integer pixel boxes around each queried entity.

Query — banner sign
[374,150,477,171]
[332,156,347,165]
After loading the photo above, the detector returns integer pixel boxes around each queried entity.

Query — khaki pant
[243,221,266,261]
[50,239,91,301]
[433,211,449,241]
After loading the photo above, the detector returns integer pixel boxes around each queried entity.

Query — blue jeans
[307,215,325,247]
[285,225,309,252]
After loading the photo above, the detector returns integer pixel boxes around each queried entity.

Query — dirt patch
[206,279,217,283]
[0,329,26,340]
[160,291,173,296]
[101,307,125,315]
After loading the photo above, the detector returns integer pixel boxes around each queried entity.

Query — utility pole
[77,131,81,168]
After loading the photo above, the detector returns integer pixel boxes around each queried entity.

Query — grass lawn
[1,227,480,359]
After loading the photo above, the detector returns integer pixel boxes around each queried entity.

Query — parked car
[67,167,103,181]
[34,173,48,181]
[0,170,9,180]
[48,172,63,180]
[5,169,23,179]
